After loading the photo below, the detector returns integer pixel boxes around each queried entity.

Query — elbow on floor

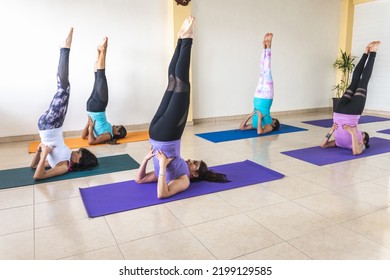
[135,178,142,184]
[157,193,168,199]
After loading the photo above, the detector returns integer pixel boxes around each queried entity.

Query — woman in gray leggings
[31,28,98,179]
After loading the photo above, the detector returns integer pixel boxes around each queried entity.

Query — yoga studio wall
[353,0,390,112]
[0,0,172,138]
[0,0,341,138]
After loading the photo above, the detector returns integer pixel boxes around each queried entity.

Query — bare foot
[263,33,268,49]
[365,41,375,53]
[63,27,74,49]
[264,33,273,49]
[180,16,195,39]
[370,40,381,52]
[98,36,108,53]
[177,16,189,38]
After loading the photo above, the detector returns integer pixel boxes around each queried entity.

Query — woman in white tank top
[31,28,98,180]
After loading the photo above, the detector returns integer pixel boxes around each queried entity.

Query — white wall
[0,0,341,138]
[192,0,341,119]
[0,0,172,138]
[353,0,390,112]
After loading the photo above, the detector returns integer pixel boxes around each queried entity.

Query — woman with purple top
[320,40,381,155]
[135,16,229,199]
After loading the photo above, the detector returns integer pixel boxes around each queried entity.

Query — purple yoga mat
[80,160,285,217]
[282,137,390,166]
[378,129,390,135]
[302,115,390,128]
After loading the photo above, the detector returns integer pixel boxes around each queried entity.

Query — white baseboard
[1,107,389,144]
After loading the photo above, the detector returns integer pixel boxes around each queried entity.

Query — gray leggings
[38,48,70,130]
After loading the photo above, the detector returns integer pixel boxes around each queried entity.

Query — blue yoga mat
[378,128,390,135]
[302,115,390,128]
[281,137,390,166]
[0,154,139,190]
[195,124,307,143]
[80,160,285,218]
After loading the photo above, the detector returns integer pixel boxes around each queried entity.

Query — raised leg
[149,16,195,141]
[254,33,274,99]
[87,37,109,112]
[38,28,73,130]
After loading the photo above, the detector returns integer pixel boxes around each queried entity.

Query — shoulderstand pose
[321,40,380,155]
[239,33,280,135]
[82,36,127,144]
[31,28,98,179]
[135,16,229,199]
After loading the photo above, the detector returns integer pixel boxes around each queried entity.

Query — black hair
[190,161,230,183]
[272,118,280,131]
[113,125,127,140]
[363,132,370,149]
[71,148,98,171]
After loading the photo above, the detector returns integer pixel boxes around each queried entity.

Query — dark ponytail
[191,161,230,183]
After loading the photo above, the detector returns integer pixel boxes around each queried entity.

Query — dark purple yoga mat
[302,115,390,128]
[281,137,390,166]
[80,160,285,217]
[378,129,390,135]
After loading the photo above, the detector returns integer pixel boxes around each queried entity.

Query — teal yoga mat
[195,124,307,143]
[0,154,139,190]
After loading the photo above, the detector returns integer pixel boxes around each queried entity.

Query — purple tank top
[333,112,363,149]
[149,138,190,183]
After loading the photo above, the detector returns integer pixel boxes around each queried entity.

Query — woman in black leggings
[321,40,380,155]
[82,36,127,144]
[135,16,229,199]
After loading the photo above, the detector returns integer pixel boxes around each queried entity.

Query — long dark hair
[272,118,280,131]
[363,132,370,149]
[113,125,127,140]
[107,125,127,145]
[71,148,98,171]
[191,161,230,183]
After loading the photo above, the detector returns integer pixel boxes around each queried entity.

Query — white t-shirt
[39,127,72,168]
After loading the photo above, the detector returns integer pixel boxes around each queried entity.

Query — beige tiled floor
[1,112,390,260]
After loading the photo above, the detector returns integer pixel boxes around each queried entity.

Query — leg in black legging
[87,70,108,112]
[149,38,193,141]
[345,53,368,97]
[350,52,377,115]
[149,16,194,141]
[335,52,377,115]
[335,52,368,113]
[87,37,109,112]
[149,39,182,129]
